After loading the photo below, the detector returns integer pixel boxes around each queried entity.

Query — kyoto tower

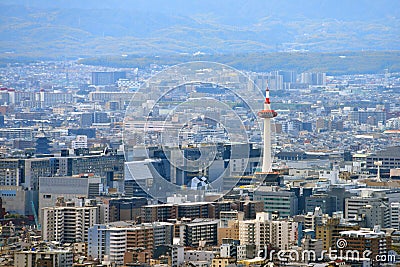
[258,84,277,173]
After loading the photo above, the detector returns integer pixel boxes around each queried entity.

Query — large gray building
[91,71,126,85]
[0,157,54,191]
[345,191,388,224]
[0,157,54,216]
[349,110,386,125]
[57,153,125,192]
[0,186,37,215]
[366,146,400,170]
[305,193,337,216]
[253,186,298,217]
[38,175,103,216]
[0,152,123,216]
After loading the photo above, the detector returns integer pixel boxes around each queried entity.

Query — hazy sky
[4,0,400,22]
[1,0,399,56]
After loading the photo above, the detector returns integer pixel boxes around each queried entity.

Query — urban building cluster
[0,61,399,266]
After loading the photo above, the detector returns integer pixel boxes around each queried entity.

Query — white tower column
[262,113,272,173]
[257,85,277,173]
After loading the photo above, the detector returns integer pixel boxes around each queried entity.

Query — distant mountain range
[78,51,400,75]
[0,0,399,59]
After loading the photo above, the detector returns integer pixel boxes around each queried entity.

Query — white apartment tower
[239,212,298,251]
[270,220,298,250]
[254,212,272,250]
[239,220,256,246]
[41,204,98,243]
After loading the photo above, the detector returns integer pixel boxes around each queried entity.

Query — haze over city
[0,1,400,267]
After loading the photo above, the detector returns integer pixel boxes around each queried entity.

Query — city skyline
[1,1,400,266]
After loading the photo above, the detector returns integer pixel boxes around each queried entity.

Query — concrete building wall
[0,186,33,215]
[270,220,298,250]
[387,202,400,230]
[14,250,73,267]
[184,250,214,262]
[253,188,298,217]
[218,220,239,245]
[41,206,98,243]
[238,220,256,245]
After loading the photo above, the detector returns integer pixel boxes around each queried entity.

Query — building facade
[14,249,73,267]
[254,187,298,217]
[41,203,98,243]
[88,221,173,266]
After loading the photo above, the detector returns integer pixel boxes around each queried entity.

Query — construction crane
[30,201,41,230]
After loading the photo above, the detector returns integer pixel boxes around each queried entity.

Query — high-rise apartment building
[38,90,74,108]
[238,213,298,251]
[239,220,257,246]
[255,213,272,250]
[141,204,177,223]
[177,219,219,248]
[88,91,135,104]
[0,128,32,139]
[41,201,98,243]
[0,89,73,108]
[88,221,174,266]
[300,72,326,85]
[88,223,127,265]
[270,219,298,250]
[177,202,212,219]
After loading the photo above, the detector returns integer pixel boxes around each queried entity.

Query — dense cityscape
[1,1,400,267]
[0,59,398,267]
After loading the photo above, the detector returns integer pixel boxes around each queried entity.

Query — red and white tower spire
[257,83,277,173]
